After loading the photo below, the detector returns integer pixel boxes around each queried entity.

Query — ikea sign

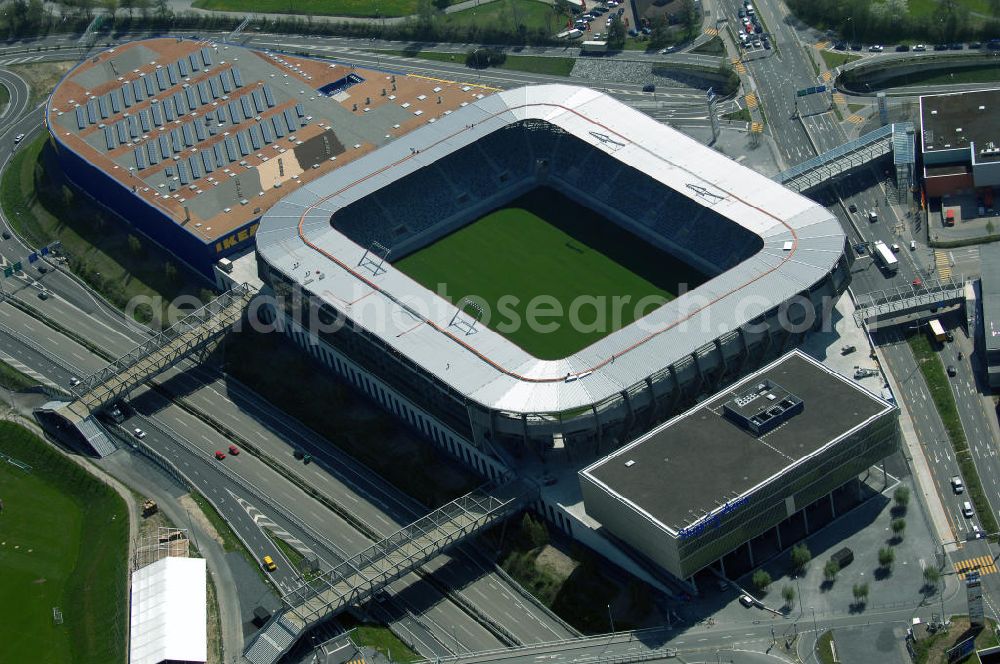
[214,222,259,254]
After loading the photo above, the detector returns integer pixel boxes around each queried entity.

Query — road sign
[12,262,21,272]
[2,267,11,278]
[707,87,716,102]
[27,252,37,264]
[796,85,828,97]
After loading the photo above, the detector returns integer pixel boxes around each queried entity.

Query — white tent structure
[129,556,207,664]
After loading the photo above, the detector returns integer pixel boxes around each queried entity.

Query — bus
[873,241,898,273]
[928,318,947,342]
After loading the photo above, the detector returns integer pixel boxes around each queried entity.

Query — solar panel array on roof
[98,96,109,119]
[171,130,182,153]
[75,107,86,130]
[261,120,275,143]
[240,96,253,120]
[134,148,147,170]
[178,161,190,185]
[110,90,122,113]
[272,114,287,138]
[104,126,116,151]
[182,123,195,146]
[86,100,97,124]
[198,81,210,105]
[147,140,161,165]
[185,87,197,110]
[228,101,242,124]
[220,69,233,94]
[189,156,203,180]
[164,103,176,122]
[139,109,151,132]
[144,75,155,97]
[167,63,179,85]
[116,121,128,144]
[128,115,140,138]
[213,142,226,166]
[171,93,184,116]
[151,102,164,127]
[201,150,215,173]
[232,67,244,87]
[123,85,134,107]
[159,134,170,157]
[262,85,276,107]
[210,76,223,98]
[189,53,200,71]
[283,108,298,133]
[249,124,263,149]
[294,103,305,118]
[237,132,251,156]
[156,68,168,90]
[224,136,238,162]
[132,79,145,102]
[215,108,225,124]
[194,120,207,141]
[251,90,265,114]
[178,59,190,77]
[201,48,213,66]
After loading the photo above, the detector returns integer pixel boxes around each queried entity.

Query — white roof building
[129,557,207,664]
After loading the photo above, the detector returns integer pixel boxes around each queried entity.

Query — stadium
[44,37,478,280]
[255,83,854,478]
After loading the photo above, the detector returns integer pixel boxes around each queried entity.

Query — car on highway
[848,203,858,212]
[69,377,81,387]
[659,46,677,54]
[228,444,240,456]
[262,555,277,572]
[37,290,50,300]
[952,476,965,493]
[214,450,226,460]
[642,83,656,92]
[13,133,24,144]
[133,428,146,439]
[963,501,974,518]
[913,44,926,51]
[947,365,957,377]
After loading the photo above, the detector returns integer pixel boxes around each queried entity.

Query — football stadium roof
[256,84,846,415]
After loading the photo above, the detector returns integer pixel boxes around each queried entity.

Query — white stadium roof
[256,84,845,415]
[129,557,207,664]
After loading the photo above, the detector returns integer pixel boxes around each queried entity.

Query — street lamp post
[608,604,615,633]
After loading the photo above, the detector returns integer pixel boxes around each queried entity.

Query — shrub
[752,569,772,592]
[823,560,840,581]
[878,546,895,568]
[791,543,812,573]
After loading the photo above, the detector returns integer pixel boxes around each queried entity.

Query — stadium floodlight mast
[358,239,392,276]
[450,297,484,336]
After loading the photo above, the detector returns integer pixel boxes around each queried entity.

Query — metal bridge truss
[244,482,533,664]
[853,276,965,329]
[65,283,255,418]
[776,122,915,195]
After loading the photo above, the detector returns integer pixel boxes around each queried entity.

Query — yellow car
[262,555,277,572]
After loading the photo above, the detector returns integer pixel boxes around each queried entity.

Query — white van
[963,501,974,518]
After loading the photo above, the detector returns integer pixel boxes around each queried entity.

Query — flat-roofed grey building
[579,350,899,583]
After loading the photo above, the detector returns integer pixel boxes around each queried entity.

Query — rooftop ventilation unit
[722,379,803,436]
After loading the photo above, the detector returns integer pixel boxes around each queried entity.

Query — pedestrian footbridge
[244,481,534,664]
[853,277,967,330]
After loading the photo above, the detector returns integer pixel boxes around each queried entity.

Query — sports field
[0,422,128,664]
[395,187,705,360]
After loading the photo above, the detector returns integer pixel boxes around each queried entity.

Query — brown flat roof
[47,38,497,244]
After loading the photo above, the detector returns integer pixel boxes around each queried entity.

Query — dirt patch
[535,544,578,581]
[179,493,226,548]
[11,61,74,107]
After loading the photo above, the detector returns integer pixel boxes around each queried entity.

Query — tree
[823,560,840,582]
[416,0,435,24]
[648,15,671,49]
[878,546,895,569]
[923,566,941,587]
[466,47,506,69]
[606,16,626,49]
[164,261,178,283]
[791,543,812,573]
[519,513,549,549]
[781,585,796,608]
[677,0,699,38]
[893,486,910,510]
[127,234,143,255]
[891,517,906,540]
[852,582,869,604]
[752,569,772,592]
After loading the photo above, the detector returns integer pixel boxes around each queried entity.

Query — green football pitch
[395,187,705,360]
[0,422,128,664]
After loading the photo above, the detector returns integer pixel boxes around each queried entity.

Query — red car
[228,444,240,456]
[214,450,226,460]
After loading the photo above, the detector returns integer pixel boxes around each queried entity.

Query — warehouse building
[920,88,1000,197]
[579,350,899,583]
[981,243,1000,389]
[46,37,475,280]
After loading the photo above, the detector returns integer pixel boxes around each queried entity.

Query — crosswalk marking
[730,57,746,75]
[954,554,998,578]
[744,92,758,109]
[936,249,952,279]
[815,40,831,50]
[0,55,45,65]
[847,114,864,124]
[821,71,832,82]
[833,93,847,104]
[750,122,764,133]
[704,28,719,36]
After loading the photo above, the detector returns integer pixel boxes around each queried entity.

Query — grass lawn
[1,134,212,324]
[0,81,9,114]
[340,616,420,663]
[816,631,836,664]
[441,0,565,33]
[377,49,575,76]
[395,187,703,359]
[908,333,1000,538]
[0,358,38,391]
[879,65,1000,89]
[692,36,726,56]
[820,50,861,69]
[724,107,752,122]
[0,422,128,664]
[913,616,998,663]
[848,103,866,113]
[191,0,461,17]
[907,0,992,20]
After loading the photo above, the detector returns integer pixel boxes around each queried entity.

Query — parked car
[848,203,858,212]
[754,24,763,34]
[950,42,964,50]
[762,38,771,49]
[868,44,884,52]
[739,594,755,608]
[1,230,10,240]
[854,243,867,255]
[969,42,982,49]
[913,44,926,51]
[895,44,910,52]
[851,43,863,51]
[738,7,746,16]
[834,41,847,50]
[946,331,955,342]
[934,43,949,50]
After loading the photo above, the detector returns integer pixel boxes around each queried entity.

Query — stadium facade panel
[256,84,852,463]
[579,351,900,580]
